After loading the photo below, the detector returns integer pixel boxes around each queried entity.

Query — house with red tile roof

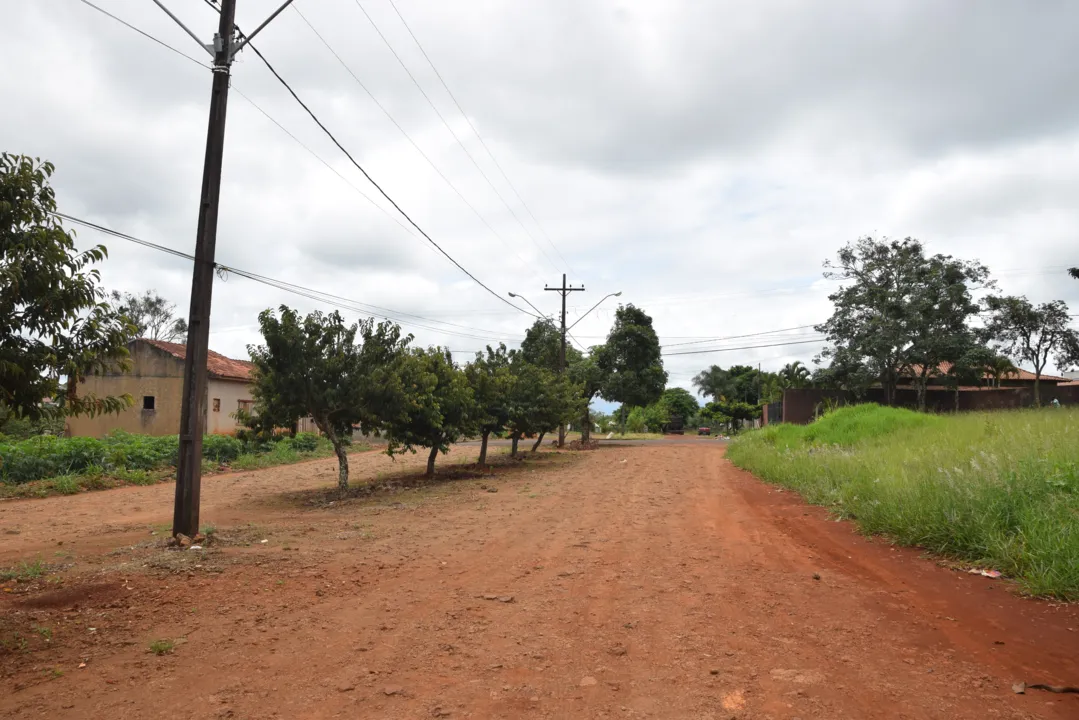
[897,361,1069,390]
[66,338,256,438]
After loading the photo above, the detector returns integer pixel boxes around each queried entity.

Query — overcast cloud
[3,0,1077,408]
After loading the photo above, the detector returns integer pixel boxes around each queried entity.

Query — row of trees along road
[244,304,667,489]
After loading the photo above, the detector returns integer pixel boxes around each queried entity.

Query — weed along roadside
[726,404,1079,599]
[0,432,372,500]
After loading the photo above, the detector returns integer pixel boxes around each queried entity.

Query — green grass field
[726,404,1079,599]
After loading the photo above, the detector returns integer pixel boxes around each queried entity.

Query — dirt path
[2,443,1077,719]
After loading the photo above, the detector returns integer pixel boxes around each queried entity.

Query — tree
[384,348,475,477]
[110,289,188,341]
[759,372,784,404]
[598,305,666,431]
[779,361,811,388]
[941,345,996,411]
[985,353,1018,388]
[983,296,1079,405]
[691,364,758,404]
[1070,268,1078,280]
[659,387,699,422]
[504,359,578,457]
[464,344,514,466]
[248,306,411,489]
[1,153,133,423]
[817,236,989,409]
[519,317,584,448]
[568,347,607,442]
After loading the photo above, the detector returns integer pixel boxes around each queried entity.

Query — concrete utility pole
[158,0,294,538]
[545,274,585,447]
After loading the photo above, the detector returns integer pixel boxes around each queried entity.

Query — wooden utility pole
[545,274,585,447]
[165,0,295,538]
[173,0,237,539]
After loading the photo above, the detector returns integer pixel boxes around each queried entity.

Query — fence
[781,384,1079,425]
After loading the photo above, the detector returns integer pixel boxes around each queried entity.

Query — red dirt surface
[2,443,1077,719]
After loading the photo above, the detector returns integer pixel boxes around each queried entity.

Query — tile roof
[910,361,1067,384]
[142,339,253,382]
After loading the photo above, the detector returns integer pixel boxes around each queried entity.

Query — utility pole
[545,274,585,447]
[160,0,295,538]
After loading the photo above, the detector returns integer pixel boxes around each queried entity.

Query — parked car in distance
[697,426,711,436]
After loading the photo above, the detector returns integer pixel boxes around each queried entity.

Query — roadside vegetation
[727,404,1079,599]
[0,431,358,499]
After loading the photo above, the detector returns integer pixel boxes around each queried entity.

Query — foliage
[384,347,475,477]
[568,347,608,441]
[1,153,134,422]
[464,344,514,465]
[658,387,699,420]
[816,236,991,409]
[692,364,759,404]
[248,306,411,489]
[700,399,759,431]
[983,295,1079,405]
[625,407,647,433]
[519,318,581,372]
[598,305,666,410]
[0,408,65,440]
[109,289,188,342]
[727,405,1079,599]
[780,361,812,389]
[504,359,579,455]
[1070,267,1079,280]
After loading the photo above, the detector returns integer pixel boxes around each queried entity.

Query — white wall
[205,378,254,434]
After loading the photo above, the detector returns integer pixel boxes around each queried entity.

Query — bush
[202,434,243,463]
[290,432,319,453]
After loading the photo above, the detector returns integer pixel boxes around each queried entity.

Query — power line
[290,5,542,283]
[383,0,574,274]
[75,0,211,70]
[661,338,827,357]
[661,324,821,348]
[193,1,537,319]
[350,0,564,276]
[54,212,525,342]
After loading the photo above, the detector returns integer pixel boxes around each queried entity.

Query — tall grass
[727,404,1079,599]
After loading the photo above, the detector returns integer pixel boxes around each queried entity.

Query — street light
[508,292,552,320]
[567,291,622,331]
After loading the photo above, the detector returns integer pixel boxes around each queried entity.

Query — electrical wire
[54,212,525,342]
[350,0,564,276]
[290,5,543,283]
[660,324,821,348]
[75,0,211,70]
[383,0,574,274]
[661,338,827,357]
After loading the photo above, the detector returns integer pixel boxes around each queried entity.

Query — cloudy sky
[4,0,1078,407]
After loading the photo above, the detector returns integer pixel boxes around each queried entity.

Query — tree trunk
[323,426,349,490]
[914,379,927,413]
[953,387,960,412]
[478,430,490,466]
[510,434,520,458]
[289,421,298,438]
[531,431,546,452]
[581,407,591,443]
[1034,376,1041,407]
[426,445,439,477]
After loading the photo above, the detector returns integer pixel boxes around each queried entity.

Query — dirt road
[2,443,1077,719]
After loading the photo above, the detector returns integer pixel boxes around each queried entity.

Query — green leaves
[597,304,666,409]
[1,153,132,421]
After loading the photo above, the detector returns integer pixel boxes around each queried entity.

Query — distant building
[897,362,1069,390]
[66,339,254,438]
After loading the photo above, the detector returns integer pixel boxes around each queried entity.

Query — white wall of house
[205,378,254,434]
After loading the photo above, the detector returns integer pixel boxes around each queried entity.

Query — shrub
[290,432,319,453]
[202,435,243,463]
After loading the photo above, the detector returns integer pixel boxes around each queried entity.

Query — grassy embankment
[727,404,1079,599]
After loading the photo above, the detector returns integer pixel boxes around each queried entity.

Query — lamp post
[567,291,622,331]
[507,292,551,320]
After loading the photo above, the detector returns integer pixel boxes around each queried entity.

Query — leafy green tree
[759,372,784,404]
[384,348,475,477]
[691,364,759,404]
[519,317,584,447]
[780,361,811,388]
[599,305,666,430]
[248,306,411,489]
[983,296,1079,405]
[941,345,996,411]
[504,359,578,456]
[985,354,1018,388]
[659,387,699,421]
[817,236,989,409]
[701,400,759,432]
[1,153,133,424]
[568,347,607,442]
[110,289,188,341]
[1070,268,1078,280]
[464,344,513,466]
[625,406,648,433]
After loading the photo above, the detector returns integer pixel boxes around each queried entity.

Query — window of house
[237,399,253,413]
[212,398,221,412]
[143,395,155,411]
